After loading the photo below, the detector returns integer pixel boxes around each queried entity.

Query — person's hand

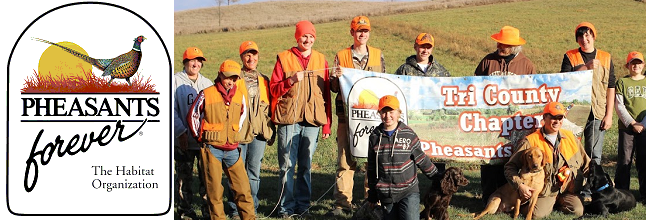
[178,133,188,152]
[585,59,600,70]
[290,71,305,84]
[518,183,535,200]
[334,67,344,77]
[632,122,644,133]
[322,133,330,139]
[600,115,613,131]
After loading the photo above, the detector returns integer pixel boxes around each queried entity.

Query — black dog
[583,161,636,216]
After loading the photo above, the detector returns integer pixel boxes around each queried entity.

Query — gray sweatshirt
[173,70,213,150]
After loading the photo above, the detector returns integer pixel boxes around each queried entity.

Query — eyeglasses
[547,114,564,121]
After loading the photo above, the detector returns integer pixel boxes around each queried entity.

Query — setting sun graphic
[38,41,91,81]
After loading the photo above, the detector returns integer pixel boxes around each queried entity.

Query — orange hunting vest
[565,49,612,119]
[337,46,384,72]
[565,49,611,69]
[525,129,579,164]
[272,49,327,126]
[201,85,245,150]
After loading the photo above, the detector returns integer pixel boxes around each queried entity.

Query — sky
[174,0,421,11]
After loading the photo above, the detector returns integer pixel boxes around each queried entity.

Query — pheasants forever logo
[7,1,170,216]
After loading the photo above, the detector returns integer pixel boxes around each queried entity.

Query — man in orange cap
[505,102,590,218]
[614,51,646,201]
[187,60,255,220]
[474,26,536,76]
[395,32,449,76]
[366,95,438,220]
[226,41,276,219]
[475,25,537,205]
[328,15,386,217]
[174,46,213,220]
[269,20,332,218]
[560,22,615,167]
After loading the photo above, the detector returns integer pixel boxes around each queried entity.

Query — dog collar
[595,183,609,192]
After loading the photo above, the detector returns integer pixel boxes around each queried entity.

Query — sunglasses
[547,114,564,121]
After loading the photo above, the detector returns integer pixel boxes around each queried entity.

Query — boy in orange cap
[366,95,438,220]
[328,15,386,217]
[560,22,615,167]
[269,20,332,218]
[395,32,450,77]
[614,51,646,201]
[475,25,537,205]
[474,26,536,76]
[187,60,255,220]
[174,46,213,220]
[505,102,590,218]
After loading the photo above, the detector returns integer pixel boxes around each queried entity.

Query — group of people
[173,16,646,220]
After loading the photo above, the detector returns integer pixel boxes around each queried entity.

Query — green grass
[174,0,646,219]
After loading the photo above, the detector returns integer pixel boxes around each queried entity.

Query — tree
[227,0,239,5]
[215,0,240,27]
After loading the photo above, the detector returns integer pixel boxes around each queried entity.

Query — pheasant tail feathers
[32,37,109,71]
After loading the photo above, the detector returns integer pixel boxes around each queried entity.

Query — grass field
[174,0,646,219]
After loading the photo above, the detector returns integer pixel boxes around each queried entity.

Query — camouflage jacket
[394,55,450,77]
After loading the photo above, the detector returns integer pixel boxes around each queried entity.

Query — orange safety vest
[336,46,384,72]
[565,49,611,69]
[201,85,245,150]
[272,49,327,126]
[525,129,579,164]
[240,75,274,143]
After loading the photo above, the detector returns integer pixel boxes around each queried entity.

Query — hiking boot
[278,213,292,219]
[230,214,241,220]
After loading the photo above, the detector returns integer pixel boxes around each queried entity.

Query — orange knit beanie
[294,20,316,41]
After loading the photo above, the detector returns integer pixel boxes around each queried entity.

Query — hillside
[174,0,530,35]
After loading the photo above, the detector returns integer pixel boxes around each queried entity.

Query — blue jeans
[381,192,420,220]
[227,136,267,215]
[584,117,605,164]
[277,123,320,215]
[208,145,240,167]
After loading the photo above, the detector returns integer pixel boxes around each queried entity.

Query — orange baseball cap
[183,47,206,61]
[490,26,526,46]
[415,33,434,47]
[351,16,371,31]
[239,41,259,55]
[543,102,566,116]
[626,51,644,64]
[576,22,597,40]
[219,60,241,77]
[378,95,400,112]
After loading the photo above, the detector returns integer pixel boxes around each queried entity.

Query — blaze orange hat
[351,16,371,31]
[626,51,644,64]
[490,26,526,46]
[295,20,316,41]
[543,102,566,116]
[219,60,241,77]
[183,47,206,61]
[239,41,259,55]
[415,33,434,47]
[378,95,400,112]
[576,22,597,40]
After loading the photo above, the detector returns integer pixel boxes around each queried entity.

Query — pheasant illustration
[32,35,146,85]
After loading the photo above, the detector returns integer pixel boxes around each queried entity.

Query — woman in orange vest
[226,41,276,219]
[187,60,255,220]
[269,20,332,218]
[504,102,591,218]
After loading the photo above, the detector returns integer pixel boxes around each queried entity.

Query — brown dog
[473,147,546,220]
